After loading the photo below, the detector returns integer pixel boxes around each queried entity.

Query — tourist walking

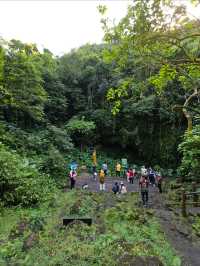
[139,175,149,206]
[129,168,134,184]
[92,164,97,180]
[126,169,130,182]
[116,162,121,177]
[102,162,108,176]
[99,169,106,191]
[69,169,77,189]
[141,165,148,177]
[148,167,156,186]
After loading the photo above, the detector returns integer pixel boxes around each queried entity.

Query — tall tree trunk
[182,88,199,132]
[182,110,193,131]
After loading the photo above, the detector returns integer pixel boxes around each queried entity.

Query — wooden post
[192,182,198,207]
[181,188,187,217]
[197,194,199,207]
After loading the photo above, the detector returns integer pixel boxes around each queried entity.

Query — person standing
[69,169,77,189]
[149,167,156,186]
[139,175,149,206]
[116,162,121,177]
[92,164,97,174]
[129,168,134,184]
[102,162,108,176]
[92,164,97,180]
[99,169,106,191]
[141,165,148,177]
[126,169,130,182]
[93,171,97,180]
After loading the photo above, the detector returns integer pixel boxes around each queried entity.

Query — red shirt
[139,177,149,188]
[129,170,134,177]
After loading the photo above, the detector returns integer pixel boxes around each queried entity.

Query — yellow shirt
[100,170,105,178]
[116,163,121,172]
[99,170,105,183]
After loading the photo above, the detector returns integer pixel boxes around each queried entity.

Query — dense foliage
[0,143,55,206]
[0,0,199,206]
[178,123,200,180]
[98,0,200,173]
[0,191,181,266]
[0,2,199,265]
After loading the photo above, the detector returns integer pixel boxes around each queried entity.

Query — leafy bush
[39,145,67,186]
[192,216,200,237]
[0,143,55,206]
[0,122,73,155]
[45,125,73,152]
[0,123,72,187]
[65,116,96,147]
[178,124,200,180]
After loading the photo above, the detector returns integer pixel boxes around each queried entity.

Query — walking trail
[76,172,200,266]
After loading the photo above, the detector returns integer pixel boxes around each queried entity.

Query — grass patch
[0,190,180,266]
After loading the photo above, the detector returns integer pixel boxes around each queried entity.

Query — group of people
[112,181,127,194]
[68,162,163,206]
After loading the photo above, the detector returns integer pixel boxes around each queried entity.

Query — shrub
[65,116,96,147]
[39,145,67,187]
[178,124,200,181]
[0,143,55,206]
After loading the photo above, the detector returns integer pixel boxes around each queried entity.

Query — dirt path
[76,172,141,192]
[150,192,200,266]
[75,173,200,266]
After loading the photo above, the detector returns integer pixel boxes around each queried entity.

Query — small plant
[192,217,200,237]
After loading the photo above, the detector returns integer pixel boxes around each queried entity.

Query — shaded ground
[151,192,200,266]
[75,172,200,266]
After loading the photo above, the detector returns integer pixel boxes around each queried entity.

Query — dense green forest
[0,0,199,207]
[0,1,200,265]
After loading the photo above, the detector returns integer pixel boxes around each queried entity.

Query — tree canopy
[0,0,199,207]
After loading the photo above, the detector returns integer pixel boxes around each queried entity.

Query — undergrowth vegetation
[0,142,56,206]
[0,191,181,266]
[0,1,200,264]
